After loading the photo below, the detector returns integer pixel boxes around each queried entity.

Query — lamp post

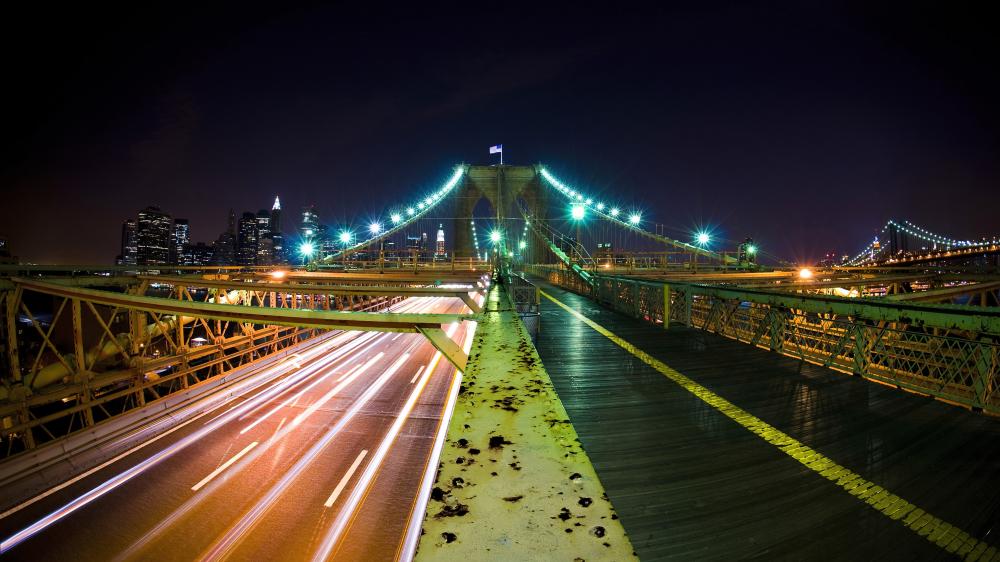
[571,204,585,263]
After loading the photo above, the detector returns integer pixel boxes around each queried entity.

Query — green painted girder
[273,271,486,284]
[884,281,1000,303]
[138,275,484,313]
[14,278,475,333]
[669,281,1000,335]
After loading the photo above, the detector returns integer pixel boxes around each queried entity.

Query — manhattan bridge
[1,163,998,561]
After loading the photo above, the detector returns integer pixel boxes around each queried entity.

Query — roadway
[0,295,478,561]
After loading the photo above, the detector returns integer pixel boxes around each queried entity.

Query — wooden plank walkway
[532,279,1000,560]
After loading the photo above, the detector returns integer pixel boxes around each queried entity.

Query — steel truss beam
[1,275,478,459]
[531,265,1000,414]
[138,275,484,313]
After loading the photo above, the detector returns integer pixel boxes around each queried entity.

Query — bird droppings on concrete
[436,503,470,518]
[489,435,512,449]
[415,285,636,561]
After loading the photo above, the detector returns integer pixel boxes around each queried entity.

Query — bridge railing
[526,264,1000,414]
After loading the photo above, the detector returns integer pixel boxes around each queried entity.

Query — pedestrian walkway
[532,279,1000,561]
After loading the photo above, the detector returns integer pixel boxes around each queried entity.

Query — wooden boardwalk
[532,279,1000,561]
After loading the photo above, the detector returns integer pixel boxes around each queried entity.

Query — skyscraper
[237,212,259,266]
[173,218,189,265]
[436,223,446,257]
[301,205,319,240]
[255,209,272,264]
[270,196,284,264]
[136,207,172,265]
[120,219,138,265]
[187,242,214,266]
[213,231,235,265]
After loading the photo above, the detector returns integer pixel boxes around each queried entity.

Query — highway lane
[0,294,478,561]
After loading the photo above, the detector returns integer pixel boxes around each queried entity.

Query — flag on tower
[489,144,503,154]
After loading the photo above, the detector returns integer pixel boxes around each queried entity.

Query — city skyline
[3,4,999,264]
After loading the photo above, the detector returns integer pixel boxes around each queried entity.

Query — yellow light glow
[271,270,287,280]
[798,268,813,279]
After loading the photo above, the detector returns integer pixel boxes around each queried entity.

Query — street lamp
[696,232,710,246]
[489,230,502,243]
[369,222,382,235]
[299,242,315,265]
[390,213,402,224]
[571,204,585,221]
[629,213,641,225]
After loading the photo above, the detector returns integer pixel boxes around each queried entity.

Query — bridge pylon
[453,165,550,261]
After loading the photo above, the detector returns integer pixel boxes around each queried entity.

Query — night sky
[3,2,998,264]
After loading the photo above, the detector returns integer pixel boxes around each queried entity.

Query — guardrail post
[71,298,95,427]
[5,287,22,381]
[684,288,693,327]
[663,283,670,329]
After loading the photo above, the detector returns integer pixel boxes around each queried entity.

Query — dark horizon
[3,2,998,264]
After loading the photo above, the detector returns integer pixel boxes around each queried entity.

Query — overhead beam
[14,279,474,333]
[674,281,1000,334]
[138,275,485,305]
[884,281,1000,303]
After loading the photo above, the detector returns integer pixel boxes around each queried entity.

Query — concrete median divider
[415,285,636,560]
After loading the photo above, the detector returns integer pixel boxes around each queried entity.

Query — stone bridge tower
[453,165,550,259]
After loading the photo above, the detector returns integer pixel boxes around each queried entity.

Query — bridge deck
[531,279,1000,561]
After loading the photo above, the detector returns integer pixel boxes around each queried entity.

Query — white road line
[323,450,369,508]
[409,365,425,384]
[191,441,259,492]
[272,417,287,440]
[391,333,402,341]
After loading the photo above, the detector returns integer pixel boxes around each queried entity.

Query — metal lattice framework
[0,271,483,458]
[528,264,1000,414]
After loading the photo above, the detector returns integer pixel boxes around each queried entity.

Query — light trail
[199,352,413,561]
[239,351,369,435]
[0,328,379,554]
[310,343,453,561]
[236,332,379,423]
[115,347,396,561]
[3,292,476,559]
[119,298,451,560]
[400,319,476,560]
[288,353,385,429]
